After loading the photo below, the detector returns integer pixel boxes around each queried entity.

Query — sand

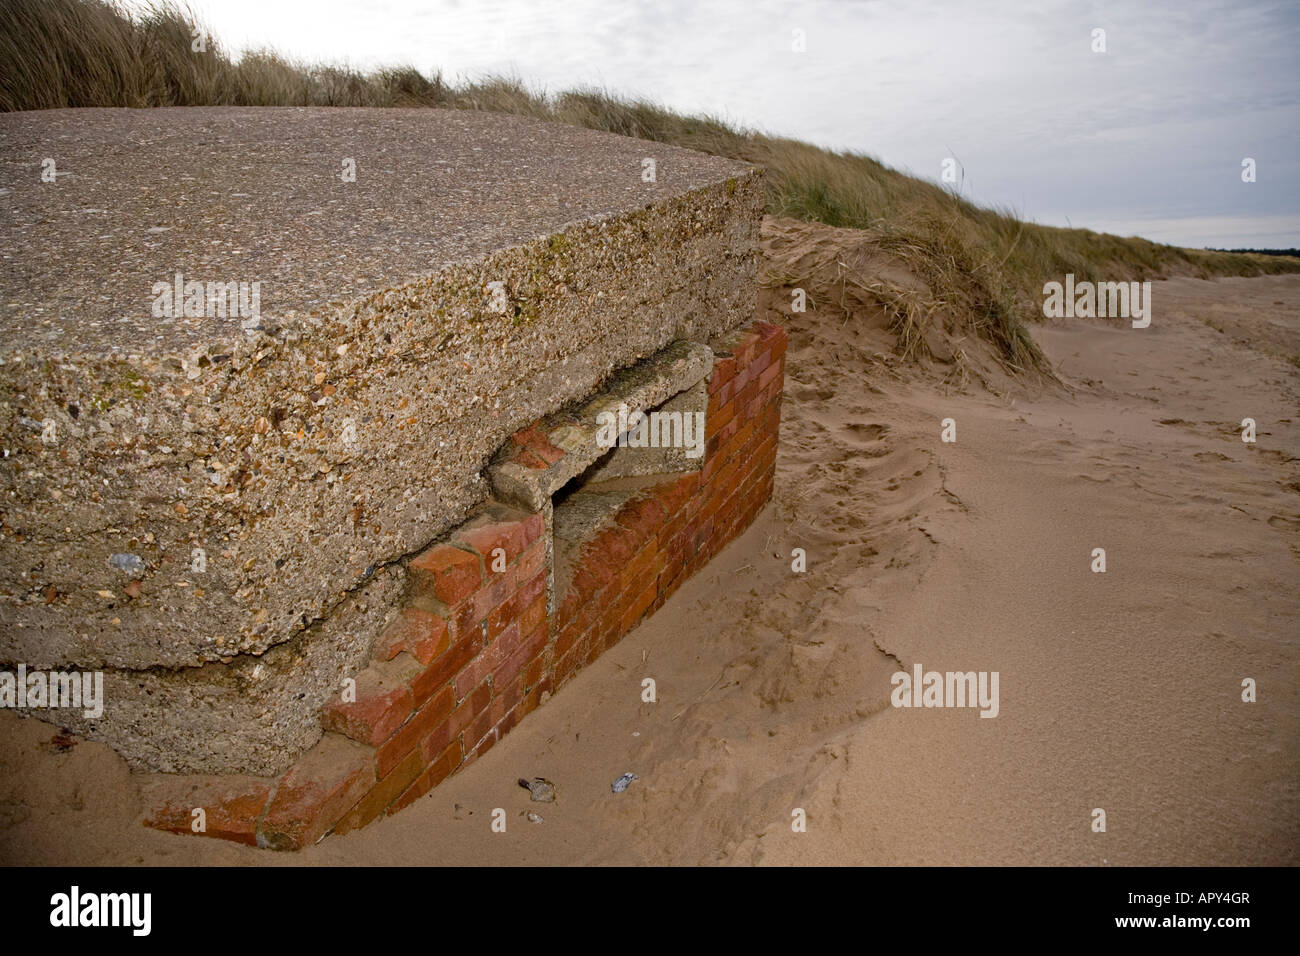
[2,220,1296,866]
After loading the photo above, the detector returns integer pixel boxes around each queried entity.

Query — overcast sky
[148,0,1299,248]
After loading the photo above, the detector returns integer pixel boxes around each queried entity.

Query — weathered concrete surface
[0,107,761,773]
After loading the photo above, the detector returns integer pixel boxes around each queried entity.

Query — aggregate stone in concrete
[0,106,762,773]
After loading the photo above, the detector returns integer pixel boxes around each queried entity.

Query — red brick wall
[552,320,785,690]
[142,320,785,849]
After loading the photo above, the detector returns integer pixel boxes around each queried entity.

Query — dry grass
[3,0,1296,375]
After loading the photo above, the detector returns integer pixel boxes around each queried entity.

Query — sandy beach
[2,221,1296,866]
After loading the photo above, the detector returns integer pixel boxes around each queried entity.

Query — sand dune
[2,222,1296,866]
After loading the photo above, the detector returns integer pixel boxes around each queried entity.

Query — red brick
[735,374,759,411]
[620,538,662,589]
[495,624,548,691]
[556,587,584,628]
[487,588,523,640]
[711,457,742,497]
[259,735,376,850]
[590,523,638,567]
[465,726,499,763]
[516,569,546,612]
[374,608,451,666]
[555,614,591,659]
[453,598,484,642]
[706,400,735,440]
[705,420,738,461]
[693,518,714,552]
[701,449,726,483]
[569,560,612,602]
[651,473,699,516]
[390,740,462,815]
[465,712,495,757]
[553,595,595,655]
[615,495,667,542]
[731,419,757,455]
[699,490,725,525]
[516,679,551,721]
[511,425,566,466]
[456,567,515,635]
[522,645,549,689]
[414,616,450,665]
[757,360,782,392]
[454,508,536,568]
[516,537,545,582]
[708,355,737,394]
[494,706,522,742]
[454,620,520,699]
[421,681,490,761]
[731,360,755,396]
[451,652,494,703]
[661,564,688,602]
[660,508,691,547]
[733,330,761,367]
[467,676,526,753]
[321,657,418,747]
[518,593,546,639]
[140,774,272,847]
[620,579,658,633]
[744,442,775,482]
[670,515,700,552]
[372,607,421,662]
[597,598,624,647]
[411,629,482,706]
[665,527,695,567]
[707,385,727,414]
[554,641,588,687]
[755,321,788,361]
[597,623,624,656]
[523,513,544,546]
[333,747,424,834]
[710,374,739,410]
[377,683,454,778]
[408,544,481,606]
[496,671,527,717]
[660,549,686,589]
[514,448,549,469]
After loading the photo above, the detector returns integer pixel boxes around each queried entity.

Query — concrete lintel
[486,340,713,511]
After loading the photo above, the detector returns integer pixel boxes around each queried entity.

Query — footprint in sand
[1266,514,1300,534]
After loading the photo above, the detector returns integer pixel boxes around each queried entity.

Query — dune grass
[3,0,1296,374]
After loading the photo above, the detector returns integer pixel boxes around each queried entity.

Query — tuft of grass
[3,0,1297,375]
